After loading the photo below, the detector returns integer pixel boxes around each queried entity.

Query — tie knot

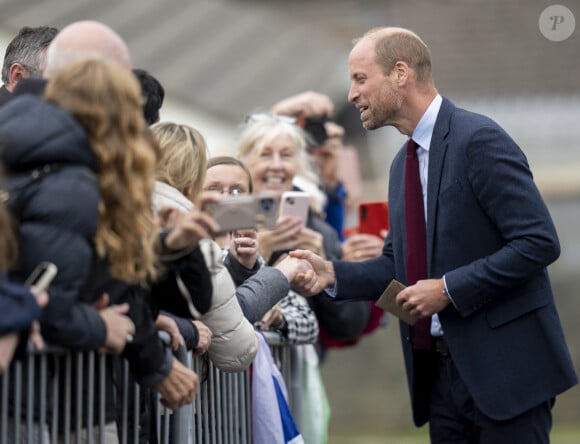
[407,138,418,156]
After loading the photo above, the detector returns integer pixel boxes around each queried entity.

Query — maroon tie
[405,139,432,350]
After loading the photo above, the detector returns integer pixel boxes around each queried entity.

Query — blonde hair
[237,117,318,185]
[151,122,208,201]
[44,57,158,286]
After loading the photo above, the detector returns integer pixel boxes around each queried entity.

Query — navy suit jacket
[332,97,577,425]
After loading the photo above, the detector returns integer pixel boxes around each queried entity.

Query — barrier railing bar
[1,365,8,444]
[14,360,22,444]
[86,351,95,444]
[0,330,311,444]
[40,354,48,444]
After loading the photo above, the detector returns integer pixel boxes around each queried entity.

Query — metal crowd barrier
[0,331,306,444]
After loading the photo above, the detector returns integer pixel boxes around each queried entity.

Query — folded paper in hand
[375,280,418,326]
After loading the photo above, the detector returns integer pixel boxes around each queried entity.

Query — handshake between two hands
[278,249,451,322]
[274,249,335,297]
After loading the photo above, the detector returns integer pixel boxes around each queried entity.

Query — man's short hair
[1,26,59,84]
[133,68,165,125]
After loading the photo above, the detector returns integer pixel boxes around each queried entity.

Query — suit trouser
[428,351,553,444]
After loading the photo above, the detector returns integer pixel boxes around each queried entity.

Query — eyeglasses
[203,185,247,195]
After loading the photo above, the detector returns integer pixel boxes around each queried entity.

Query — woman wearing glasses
[204,156,319,344]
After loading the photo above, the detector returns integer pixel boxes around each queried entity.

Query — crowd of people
[0,19,576,444]
[0,20,386,443]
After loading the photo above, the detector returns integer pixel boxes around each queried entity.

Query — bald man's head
[44,20,131,78]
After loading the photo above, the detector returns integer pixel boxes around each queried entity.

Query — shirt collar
[411,94,442,152]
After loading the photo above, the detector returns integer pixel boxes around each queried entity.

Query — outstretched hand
[157,206,220,252]
[274,255,313,283]
[288,249,336,296]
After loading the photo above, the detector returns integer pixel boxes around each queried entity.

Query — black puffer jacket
[0,95,107,349]
[0,95,168,384]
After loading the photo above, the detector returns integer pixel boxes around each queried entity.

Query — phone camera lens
[261,198,274,211]
[287,197,295,205]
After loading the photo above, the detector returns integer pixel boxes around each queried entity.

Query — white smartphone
[205,193,279,232]
[279,191,310,227]
[25,261,58,292]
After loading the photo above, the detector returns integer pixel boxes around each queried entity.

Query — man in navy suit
[291,27,577,443]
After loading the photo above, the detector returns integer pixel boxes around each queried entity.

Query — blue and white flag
[252,332,304,444]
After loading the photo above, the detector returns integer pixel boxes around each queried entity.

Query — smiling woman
[235,114,372,356]
[237,116,316,199]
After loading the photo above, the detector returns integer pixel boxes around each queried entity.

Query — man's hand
[192,320,212,355]
[396,278,451,319]
[288,249,336,296]
[155,359,198,410]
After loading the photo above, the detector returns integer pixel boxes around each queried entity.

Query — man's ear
[392,61,410,85]
[8,63,29,90]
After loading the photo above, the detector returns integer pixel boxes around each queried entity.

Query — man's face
[347,38,402,130]
[310,138,340,187]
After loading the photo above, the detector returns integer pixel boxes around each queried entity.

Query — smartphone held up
[205,192,279,233]
[358,201,389,238]
[279,191,310,227]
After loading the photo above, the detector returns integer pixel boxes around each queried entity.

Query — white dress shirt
[410,94,447,337]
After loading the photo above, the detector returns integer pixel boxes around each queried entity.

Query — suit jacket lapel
[426,97,453,274]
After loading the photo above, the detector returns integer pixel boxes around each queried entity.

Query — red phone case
[358,201,389,237]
